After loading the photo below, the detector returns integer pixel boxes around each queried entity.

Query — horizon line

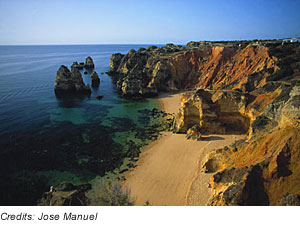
[0,37,298,46]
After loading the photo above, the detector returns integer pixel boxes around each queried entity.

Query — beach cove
[124,92,244,205]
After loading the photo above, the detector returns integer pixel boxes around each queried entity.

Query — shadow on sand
[201,135,225,141]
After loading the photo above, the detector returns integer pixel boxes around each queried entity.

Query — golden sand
[124,92,243,205]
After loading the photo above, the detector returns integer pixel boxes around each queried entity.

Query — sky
[0,0,299,45]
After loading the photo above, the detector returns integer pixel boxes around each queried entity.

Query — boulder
[186,125,202,140]
[84,56,95,69]
[90,71,100,88]
[71,61,84,70]
[54,65,91,95]
[37,182,91,206]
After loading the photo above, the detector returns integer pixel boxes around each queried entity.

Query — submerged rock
[37,182,91,206]
[90,71,100,88]
[84,56,95,69]
[54,65,91,95]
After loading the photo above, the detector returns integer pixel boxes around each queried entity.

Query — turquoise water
[0,45,161,205]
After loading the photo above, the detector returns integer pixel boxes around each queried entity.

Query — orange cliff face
[167,45,278,91]
[108,42,300,205]
[109,44,279,96]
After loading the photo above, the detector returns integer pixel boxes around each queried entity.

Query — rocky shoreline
[110,40,300,206]
[46,40,300,206]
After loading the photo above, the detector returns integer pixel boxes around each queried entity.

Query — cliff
[108,42,279,97]
[108,40,300,205]
[175,83,300,205]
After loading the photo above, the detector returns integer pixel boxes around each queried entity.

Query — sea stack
[84,56,95,69]
[54,65,91,95]
[71,61,84,70]
[90,71,100,88]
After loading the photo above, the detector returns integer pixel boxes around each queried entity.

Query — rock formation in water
[71,61,84,70]
[54,65,91,95]
[90,71,100,88]
[85,56,95,69]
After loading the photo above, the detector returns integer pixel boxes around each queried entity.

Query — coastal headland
[110,39,300,206]
[39,39,300,206]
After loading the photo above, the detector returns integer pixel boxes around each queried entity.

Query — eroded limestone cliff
[174,82,300,205]
[108,42,279,97]
[108,40,300,206]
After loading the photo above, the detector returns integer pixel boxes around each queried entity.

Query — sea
[0,44,161,205]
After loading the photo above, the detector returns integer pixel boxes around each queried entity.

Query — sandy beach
[124,92,244,206]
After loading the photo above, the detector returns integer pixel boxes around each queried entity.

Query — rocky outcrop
[186,125,202,140]
[173,89,253,135]
[110,53,124,72]
[106,41,300,205]
[54,65,91,95]
[201,84,300,206]
[84,56,95,69]
[37,182,91,206]
[277,193,300,206]
[71,61,84,70]
[108,43,278,97]
[207,165,269,205]
[90,71,100,88]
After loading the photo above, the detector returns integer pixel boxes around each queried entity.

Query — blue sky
[0,0,299,44]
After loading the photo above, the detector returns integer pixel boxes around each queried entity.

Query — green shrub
[95,182,135,206]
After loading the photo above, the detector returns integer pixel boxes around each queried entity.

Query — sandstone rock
[90,71,100,88]
[37,182,91,206]
[207,165,269,206]
[110,53,124,72]
[147,45,158,51]
[186,124,202,140]
[277,193,300,206]
[280,86,300,128]
[84,56,95,69]
[71,61,84,70]
[54,65,91,95]
[109,43,278,97]
[173,89,251,135]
